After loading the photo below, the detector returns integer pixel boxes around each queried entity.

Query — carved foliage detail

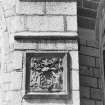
[29,57,64,92]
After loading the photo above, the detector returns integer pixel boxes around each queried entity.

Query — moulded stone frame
[21,50,79,105]
[22,51,70,99]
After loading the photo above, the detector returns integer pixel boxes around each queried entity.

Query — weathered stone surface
[87,40,99,48]
[80,76,97,88]
[26,16,64,31]
[79,27,96,41]
[5,91,22,105]
[91,88,102,100]
[4,7,16,17]
[80,46,99,57]
[79,54,95,67]
[96,101,103,105]
[6,16,25,33]
[95,58,100,68]
[80,86,90,98]
[67,16,77,31]
[80,66,93,76]
[81,98,95,105]
[69,51,79,70]
[2,32,9,54]
[14,40,78,50]
[16,2,45,14]
[1,0,16,10]
[72,91,80,105]
[46,2,76,15]
[71,70,79,90]
[12,51,23,70]
[10,72,22,90]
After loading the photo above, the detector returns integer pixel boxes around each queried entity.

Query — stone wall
[79,28,103,105]
[0,0,79,105]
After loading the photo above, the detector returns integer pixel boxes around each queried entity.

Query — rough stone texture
[96,101,103,105]
[78,28,96,41]
[4,91,22,105]
[26,16,64,31]
[81,98,95,105]
[4,7,16,17]
[90,88,102,100]
[67,16,77,31]
[0,1,79,105]
[80,86,90,98]
[71,70,79,90]
[80,76,97,88]
[46,2,77,15]
[79,27,102,105]
[69,51,79,70]
[16,2,45,14]
[1,0,16,10]
[10,72,22,90]
[79,54,95,67]
[6,16,25,33]
[12,51,23,70]
[80,46,99,57]
[14,40,78,50]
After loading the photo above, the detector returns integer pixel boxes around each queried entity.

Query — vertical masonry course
[80,38,103,105]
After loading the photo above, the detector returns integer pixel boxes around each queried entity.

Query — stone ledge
[14,40,78,50]
[14,31,78,38]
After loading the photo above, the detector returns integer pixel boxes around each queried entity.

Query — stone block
[78,16,95,30]
[7,61,14,72]
[81,98,95,105]
[90,88,102,100]
[0,73,11,83]
[5,91,21,105]
[78,7,96,19]
[95,58,100,68]
[77,0,82,7]
[12,51,23,70]
[87,40,99,48]
[71,70,79,90]
[69,51,79,70]
[4,7,16,17]
[6,16,25,33]
[79,38,87,46]
[98,79,103,89]
[93,68,101,78]
[72,91,80,105]
[80,86,90,98]
[1,0,16,10]
[16,2,45,14]
[79,27,96,41]
[80,76,97,88]
[96,101,103,105]
[14,40,78,50]
[80,66,93,76]
[46,2,77,15]
[1,83,10,91]
[79,54,95,67]
[10,72,22,90]
[26,16,64,31]
[2,32,9,55]
[80,46,99,57]
[67,16,77,31]
[83,0,98,10]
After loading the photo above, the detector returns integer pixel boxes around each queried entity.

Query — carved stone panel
[25,52,69,97]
